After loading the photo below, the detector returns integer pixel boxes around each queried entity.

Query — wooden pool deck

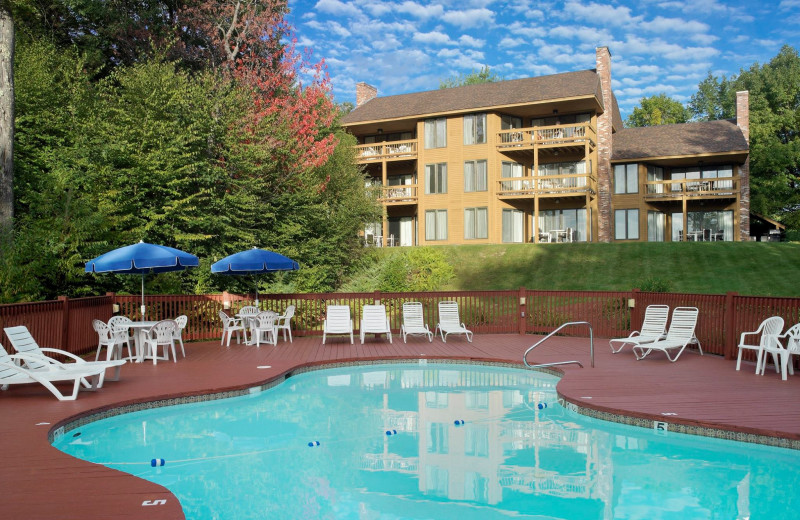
[2,333,800,519]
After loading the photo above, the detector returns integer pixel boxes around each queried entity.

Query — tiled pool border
[50,358,800,450]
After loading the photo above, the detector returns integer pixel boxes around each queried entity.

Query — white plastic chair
[360,304,392,344]
[632,307,701,362]
[401,302,432,343]
[323,305,353,344]
[141,320,178,365]
[435,301,473,343]
[274,305,295,343]
[758,323,800,380]
[252,311,277,347]
[736,316,784,373]
[92,319,126,362]
[219,310,244,347]
[609,304,669,353]
[173,315,188,357]
[107,316,136,361]
[238,306,260,344]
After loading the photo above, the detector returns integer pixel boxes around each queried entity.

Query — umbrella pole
[254,276,259,309]
[141,274,146,319]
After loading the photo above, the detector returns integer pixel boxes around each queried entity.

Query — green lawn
[429,242,800,296]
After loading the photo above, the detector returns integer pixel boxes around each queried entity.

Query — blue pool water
[54,363,800,519]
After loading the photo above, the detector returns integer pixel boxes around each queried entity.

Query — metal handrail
[523,321,594,369]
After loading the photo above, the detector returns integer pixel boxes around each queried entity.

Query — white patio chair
[107,316,137,361]
[435,301,473,343]
[0,343,104,401]
[736,316,784,373]
[219,310,245,347]
[237,305,260,344]
[4,325,126,387]
[173,315,188,357]
[252,311,277,347]
[401,302,432,343]
[632,307,701,362]
[757,322,799,380]
[141,320,178,365]
[323,305,353,344]
[609,304,669,353]
[274,305,295,343]
[92,319,127,362]
[360,304,392,344]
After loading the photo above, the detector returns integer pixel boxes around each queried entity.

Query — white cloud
[505,21,546,39]
[441,8,496,28]
[640,16,709,34]
[498,36,527,49]
[396,1,446,18]
[459,35,485,48]
[412,31,453,45]
[314,0,361,18]
[563,1,642,26]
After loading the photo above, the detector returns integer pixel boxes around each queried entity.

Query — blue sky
[286,0,800,118]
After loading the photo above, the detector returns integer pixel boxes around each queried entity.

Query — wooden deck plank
[2,332,800,519]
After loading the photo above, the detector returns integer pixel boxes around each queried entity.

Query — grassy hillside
[343,242,800,297]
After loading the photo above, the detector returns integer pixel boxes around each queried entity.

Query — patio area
[2,332,800,519]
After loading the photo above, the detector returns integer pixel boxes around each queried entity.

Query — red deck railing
[1,290,799,362]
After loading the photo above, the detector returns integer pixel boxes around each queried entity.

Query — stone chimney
[736,90,749,143]
[595,46,613,243]
[356,82,378,107]
[736,90,751,240]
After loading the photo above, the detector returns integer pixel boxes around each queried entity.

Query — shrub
[635,277,672,293]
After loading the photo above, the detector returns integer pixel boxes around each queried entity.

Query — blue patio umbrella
[86,241,199,318]
[211,248,299,306]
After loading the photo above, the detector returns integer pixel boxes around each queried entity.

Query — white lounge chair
[360,304,392,344]
[274,305,295,343]
[757,322,800,380]
[4,325,126,386]
[609,304,669,353]
[0,343,104,400]
[435,301,473,343]
[323,305,353,344]
[219,310,245,347]
[401,302,433,343]
[632,307,702,362]
[736,316,784,373]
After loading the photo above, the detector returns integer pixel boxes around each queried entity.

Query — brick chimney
[595,46,613,243]
[356,82,378,107]
[736,90,751,240]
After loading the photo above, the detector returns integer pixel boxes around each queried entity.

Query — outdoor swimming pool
[54,362,800,519]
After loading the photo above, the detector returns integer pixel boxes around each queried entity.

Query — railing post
[630,288,641,333]
[58,295,70,352]
[723,291,738,360]
[518,286,527,335]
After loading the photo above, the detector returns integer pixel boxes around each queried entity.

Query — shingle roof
[612,120,748,160]
[342,69,603,125]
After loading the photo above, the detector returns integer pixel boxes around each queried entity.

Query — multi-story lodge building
[341,47,751,246]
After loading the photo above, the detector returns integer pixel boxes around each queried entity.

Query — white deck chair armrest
[35,347,91,364]
[7,353,71,370]
[738,331,758,345]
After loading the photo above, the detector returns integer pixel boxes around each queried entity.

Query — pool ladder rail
[523,321,594,369]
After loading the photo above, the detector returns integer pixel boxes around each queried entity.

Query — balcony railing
[355,139,417,162]
[380,185,418,204]
[644,177,738,199]
[497,173,596,198]
[497,123,597,152]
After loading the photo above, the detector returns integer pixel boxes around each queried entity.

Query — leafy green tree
[439,65,500,89]
[689,45,800,229]
[626,94,691,127]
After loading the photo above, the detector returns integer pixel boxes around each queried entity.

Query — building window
[464,160,487,192]
[646,166,664,194]
[425,163,447,194]
[615,209,639,240]
[502,209,524,243]
[614,164,639,194]
[672,210,734,241]
[463,113,486,145]
[501,115,522,130]
[425,210,448,241]
[648,211,666,242]
[424,117,447,149]
[538,209,589,242]
[464,207,488,239]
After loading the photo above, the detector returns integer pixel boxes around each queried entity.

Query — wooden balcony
[497,173,596,199]
[497,123,596,156]
[355,139,417,164]
[379,185,418,205]
[644,177,738,201]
